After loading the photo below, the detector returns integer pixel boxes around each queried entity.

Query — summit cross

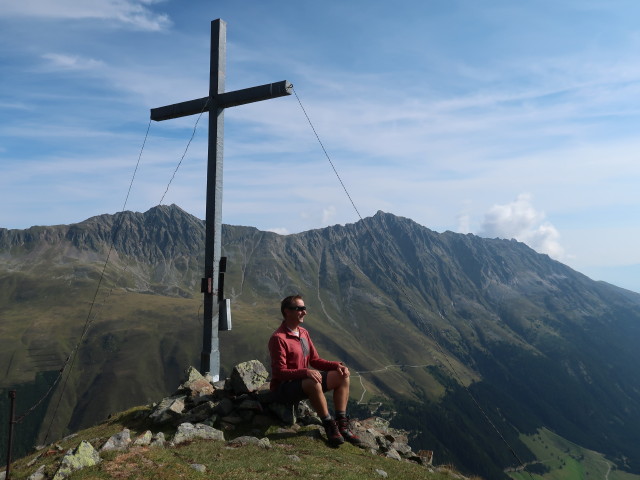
[150,19,292,380]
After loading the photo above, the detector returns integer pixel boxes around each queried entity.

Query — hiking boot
[336,415,361,445]
[322,419,344,446]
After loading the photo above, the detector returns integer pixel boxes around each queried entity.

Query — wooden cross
[150,19,292,380]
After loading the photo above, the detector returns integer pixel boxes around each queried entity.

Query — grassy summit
[6,406,474,480]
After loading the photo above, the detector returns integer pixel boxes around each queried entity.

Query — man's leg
[302,377,344,446]
[326,370,350,412]
[301,378,330,417]
[326,371,360,444]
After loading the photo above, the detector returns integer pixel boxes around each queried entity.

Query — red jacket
[268,322,341,391]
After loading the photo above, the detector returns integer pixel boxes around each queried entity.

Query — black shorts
[276,371,330,404]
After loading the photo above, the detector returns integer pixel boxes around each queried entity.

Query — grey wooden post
[150,19,291,380]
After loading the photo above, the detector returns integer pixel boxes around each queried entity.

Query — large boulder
[171,422,225,445]
[229,360,269,394]
[180,367,215,397]
[148,395,186,424]
[100,428,131,452]
[52,441,100,480]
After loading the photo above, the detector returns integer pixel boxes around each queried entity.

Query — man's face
[284,298,307,324]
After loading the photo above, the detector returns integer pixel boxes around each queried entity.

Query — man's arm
[305,332,342,371]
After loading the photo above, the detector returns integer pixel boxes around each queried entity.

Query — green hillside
[509,428,640,480]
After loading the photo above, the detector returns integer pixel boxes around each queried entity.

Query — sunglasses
[287,306,307,312]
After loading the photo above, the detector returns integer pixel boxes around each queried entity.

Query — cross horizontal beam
[150,80,293,121]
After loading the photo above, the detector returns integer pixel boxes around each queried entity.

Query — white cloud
[322,206,336,224]
[456,213,471,234]
[478,193,565,260]
[41,53,105,71]
[0,0,171,31]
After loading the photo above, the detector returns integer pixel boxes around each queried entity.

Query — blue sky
[1,1,640,291]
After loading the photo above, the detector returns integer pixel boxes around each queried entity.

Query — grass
[5,406,468,480]
[507,428,640,480]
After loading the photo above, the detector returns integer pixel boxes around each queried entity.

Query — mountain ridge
[2,204,640,479]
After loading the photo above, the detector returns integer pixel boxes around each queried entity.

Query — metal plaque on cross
[150,19,292,380]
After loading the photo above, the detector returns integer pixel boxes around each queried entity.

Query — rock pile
[19,360,435,479]
[147,360,431,464]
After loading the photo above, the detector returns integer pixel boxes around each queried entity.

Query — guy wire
[41,93,209,440]
[292,85,534,478]
[40,118,152,442]
[158,97,211,205]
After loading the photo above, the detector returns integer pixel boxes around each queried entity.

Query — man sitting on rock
[268,294,359,446]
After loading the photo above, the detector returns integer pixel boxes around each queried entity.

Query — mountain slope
[2,205,640,479]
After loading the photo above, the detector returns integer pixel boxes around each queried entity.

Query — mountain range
[1,204,639,479]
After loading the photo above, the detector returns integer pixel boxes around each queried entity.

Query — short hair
[281,294,303,318]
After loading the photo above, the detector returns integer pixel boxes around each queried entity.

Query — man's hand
[337,364,350,377]
[306,369,323,383]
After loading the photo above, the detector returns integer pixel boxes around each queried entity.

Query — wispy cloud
[0,0,171,31]
[41,53,105,71]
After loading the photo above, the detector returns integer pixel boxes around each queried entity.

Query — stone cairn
[16,360,435,480]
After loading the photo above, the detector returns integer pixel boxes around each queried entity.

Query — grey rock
[27,465,46,480]
[361,417,391,432]
[189,393,216,408]
[418,449,434,465]
[288,454,301,462]
[133,430,153,446]
[375,469,388,478]
[268,402,296,425]
[255,388,277,404]
[225,436,271,449]
[182,401,216,423]
[200,414,219,427]
[384,448,402,461]
[52,441,101,480]
[100,428,131,452]
[295,401,322,425]
[180,367,214,397]
[184,378,215,397]
[392,440,413,456]
[212,379,226,390]
[149,395,186,424]
[237,398,262,411]
[376,434,392,451]
[171,422,225,445]
[190,463,207,473]
[229,360,268,394]
[220,414,244,425]
[181,366,205,385]
[214,397,234,416]
[150,432,165,448]
[352,428,378,450]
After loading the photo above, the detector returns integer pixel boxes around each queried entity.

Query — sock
[335,411,346,419]
[322,414,332,422]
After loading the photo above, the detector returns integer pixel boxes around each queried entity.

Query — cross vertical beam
[150,19,292,380]
[202,19,225,382]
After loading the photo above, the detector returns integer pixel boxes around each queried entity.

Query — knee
[302,379,323,395]
[327,370,350,390]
